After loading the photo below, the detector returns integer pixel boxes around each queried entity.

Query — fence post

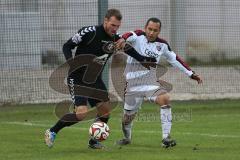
[170,0,187,59]
[98,0,109,88]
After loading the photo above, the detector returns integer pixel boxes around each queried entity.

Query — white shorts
[124,81,167,111]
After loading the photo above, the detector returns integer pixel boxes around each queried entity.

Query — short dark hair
[145,17,161,28]
[105,9,122,20]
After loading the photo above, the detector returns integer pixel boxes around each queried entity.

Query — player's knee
[95,101,111,123]
[75,105,88,120]
[156,93,170,106]
[96,101,111,116]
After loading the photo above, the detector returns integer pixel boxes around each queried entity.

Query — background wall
[0,0,240,104]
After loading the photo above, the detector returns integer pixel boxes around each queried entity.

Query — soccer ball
[89,122,110,141]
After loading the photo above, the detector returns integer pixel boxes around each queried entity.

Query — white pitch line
[180,132,240,138]
[1,121,240,139]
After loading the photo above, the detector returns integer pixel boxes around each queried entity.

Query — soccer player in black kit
[44,9,156,149]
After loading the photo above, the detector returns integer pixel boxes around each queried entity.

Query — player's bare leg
[155,93,176,148]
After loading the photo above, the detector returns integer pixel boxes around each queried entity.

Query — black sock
[89,138,98,145]
[50,113,79,133]
[95,116,109,123]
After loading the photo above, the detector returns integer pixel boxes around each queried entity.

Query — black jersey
[63,25,119,81]
[63,25,118,66]
[62,24,156,83]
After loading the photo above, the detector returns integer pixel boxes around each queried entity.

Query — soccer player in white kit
[117,17,202,148]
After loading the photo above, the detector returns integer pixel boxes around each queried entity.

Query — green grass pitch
[0,99,239,160]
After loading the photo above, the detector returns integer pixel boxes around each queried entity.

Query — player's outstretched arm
[162,46,203,84]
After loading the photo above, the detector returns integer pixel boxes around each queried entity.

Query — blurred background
[0,0,240,104]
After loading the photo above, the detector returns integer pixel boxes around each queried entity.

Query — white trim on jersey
[71,26,96,44]
[125,70,150,80]
[129,85,159,92]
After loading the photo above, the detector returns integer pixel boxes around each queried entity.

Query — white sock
[122,122,133,140]
[160,105,172,139]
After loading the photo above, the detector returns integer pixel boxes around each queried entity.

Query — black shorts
[67,74,109,107]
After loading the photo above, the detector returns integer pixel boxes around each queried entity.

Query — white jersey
[122,30,193,91]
